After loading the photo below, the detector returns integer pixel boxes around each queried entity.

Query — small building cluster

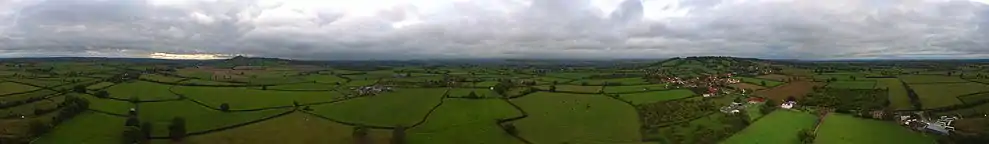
[720,102,746,114]
[899,114,959,135]
[352,85,393,96]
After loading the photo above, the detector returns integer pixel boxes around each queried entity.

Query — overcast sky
[0,0,988,60]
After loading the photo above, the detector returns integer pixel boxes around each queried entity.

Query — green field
[910,83,989,109]
[813,73,868,81]
[105,81,180,101]
[535,85,602,93]
[447,88,501,98]
[900,75,969,84]
[309,88,447,126]
[173,86,345,110]
[183,112,394,144]
[0,82,39,95]
[959,92,989,104]
[303,75,347,84]
[408,99,524,144]
[180,79,244,86]
[826,81,876,89]
[722,110,818,144]
[0,96,64,118]
[571,77,649,85]
[85,82,115,90]
[140,74,187,83]
[876,78,913,110]
[511,92,642,144]
[139,100,292,137]
[603,84,670,93]
[265,82,336,91]
[34,112,127,144]
[78,93,134,115]
[737,77,784,87]
[618,89,696,105]
[815,114,935,144]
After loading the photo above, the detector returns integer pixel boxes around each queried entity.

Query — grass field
[303,75,347,84]
[826,81,876,89]
[729,83,767,91]
[78,94,133,115]
[34,112,126,144]
[0,90,58,104]
[910,82,989,109]
[876,78,913,110]
[722,110,818,144]
[813,73,868,81]
[603,84,670,93]
[173,86,345,110]
[617,89,695,105]
[347,80,378,87]
[180,79,244,86]
[815,114,935,144]
[534,85,602,93]
[105,81,179,101]
[474,81,500,87]
[5,78,66,87]
[139,100,293,137]
[757,74,790,81]
[0,82,39,95]
[0,96,63,118]
[447,88,501,98]
[511,92,642,144]
[900,75,969,84]
[571,77,649,85]
[266,82,337,91]
[184,112,394,144]
[85,82,115,90]
[309,88,447,127]
[648,113,737,144]
[408,99,524,144]
[959,92,989,104]
[140,74,187,83]
[737,77,784,87]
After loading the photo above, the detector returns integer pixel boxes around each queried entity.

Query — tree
[850,76,857,81]
[169,117,187,141]
[391,125,406,144]
[96,91,110,98]
[141,122,152,141]
[797,129,815,144]
[122,126,143,144]
[353,126,369,144]
[468,91,479,98]
[73,85,86,93]
[220,103,230,112]
[761,100,777,114]
[760,81,767,86]
[581,82,589,86]
[125,117,140,127]
[549,85,557,92]
[503,123,518,136]
[28,120,50,136]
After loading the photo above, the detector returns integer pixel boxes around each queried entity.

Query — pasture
[910,82,989,109]
[815,114,935,144]
[0,82,39,95]
[172,86,345,110]
[105,81,179,101]
[511,92,642,144]
[736,77,784,87]
[876,78,913,110]
[826,81,876,89]
[722,110,817,144]
[183,112,394,144]
[900,75,969,84]
[308,88,447,127]
[617,89,695,105]
[407,99,524,144]
[603,84,669,93]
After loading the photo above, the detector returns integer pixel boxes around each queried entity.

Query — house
[924,124,950,135]
[720,102,746,114]
[780,101,796,109]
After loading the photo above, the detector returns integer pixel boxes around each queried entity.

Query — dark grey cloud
[0,0,988,59]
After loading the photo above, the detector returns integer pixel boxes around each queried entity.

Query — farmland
[815,114,936,144]
[0,56,982,143]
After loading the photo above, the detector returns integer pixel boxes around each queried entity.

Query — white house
[780,101,796,109]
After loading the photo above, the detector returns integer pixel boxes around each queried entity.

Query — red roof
[747,97,766,102]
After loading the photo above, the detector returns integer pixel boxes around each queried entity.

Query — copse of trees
[169,117,187,141]
[220,103,231,112]
[391,125,406,144]
[95,90,110,98]
[353,125,369,144]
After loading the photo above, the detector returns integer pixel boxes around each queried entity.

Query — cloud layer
[1,0,988,60]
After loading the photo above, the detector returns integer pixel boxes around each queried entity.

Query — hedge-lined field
[815,114,935,144]
[511,92,642,144]
[910,82,989,109]
[722,110,817,144]
[618,89,695,105]
[309,88,447,127]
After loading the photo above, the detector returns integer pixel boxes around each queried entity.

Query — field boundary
[148,108,296,139]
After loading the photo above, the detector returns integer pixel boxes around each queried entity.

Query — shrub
[503,123,518,136]
[96,91,110,98]
[73,85,86,93]
[391,125,406,144]
[220,103,230,112]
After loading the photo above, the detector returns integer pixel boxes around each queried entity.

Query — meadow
[815,114,935,144]
[617,89,695,105]
[910,82,989,109]
[826,80,876,89]
[511,92,642,144]
[736,77,784,87]
[722,110,817,144]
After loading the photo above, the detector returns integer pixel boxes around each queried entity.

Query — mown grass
[309,88,447,126]
[408,99,524,144]
[266,82,337,91]
[78,93,133,115]
[511,92,642,144]
[722,110,817,144]
[303,75,347,84]
[85,82,115,90]
[910,82,989,109]
[617,89,695,105]
[815,114,935,144]
[140,74,187,83]
[534,85,602,93]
